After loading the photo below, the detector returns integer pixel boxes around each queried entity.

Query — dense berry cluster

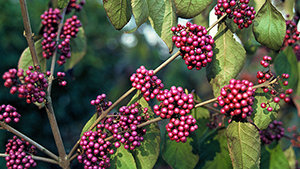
[153,86,194,119]
[66,0,86,14]
[217,79,255,121]
[41,8,62,59]
[0,104,20,123]
[5,136,37,169]
[78,130,114,169]
[214,0,256,29]
[90,94,112,116]
[2,67,49,104]
[166,115,198,143]
[130,66,164,101]
[171,22,214,70]
[283,16,300,50]
[259,120,284,144]
[57,71,67,86]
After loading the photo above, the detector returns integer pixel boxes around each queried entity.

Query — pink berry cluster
[171,22,214,70]
[130,66,164,101]
[153,86,194,119]
[90,94,112,116]
[57,71,67,86]
[166,115,198,143]
[41,8,62,59]
[214,0,256,29]
[66,0,86,14]
[217,79,255,120]
[259,120,284,144]
[5,136,37,169]
[2,66,49,104]
[283,16,300,50]
[0,104,20,123]
[78,129,114,169]
[287,125,300,148]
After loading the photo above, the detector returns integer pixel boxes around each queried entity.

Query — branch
[0,153,59,165]
[153,51,181,74]
[0,121,58,161]
[19,0,39,67]
[207,13,227,32]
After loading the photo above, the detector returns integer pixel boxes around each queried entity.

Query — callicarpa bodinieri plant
[1,0,300,168]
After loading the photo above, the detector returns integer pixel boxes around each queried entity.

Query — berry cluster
[171,22,214,70]
[153,86,194,119]
[214,0,256,29]
[130,66,164,101]
[287,125,300,148]
[282,16,300,50]
[57,15,82,65]
[5,136,37,169]
[217,79,255,121]
[57,72,67,86]
[66,0,86,14]
[41,8,62,59]
[90,94,112,116]
[166,115,198,143]
[259,120,284,144]
[2,67,49,104]
[78,130,113,169]
[0,104,20,123]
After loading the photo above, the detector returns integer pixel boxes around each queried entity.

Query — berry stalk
[207,13,227,32]
[0,153,59,165]
[0,121,59,161]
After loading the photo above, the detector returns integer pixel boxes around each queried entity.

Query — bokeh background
[0,0,299,168]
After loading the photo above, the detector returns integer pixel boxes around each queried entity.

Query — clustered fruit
[57,71,67,86]
[78,130,114,169]
[256,56,293,111]
[130,66,164,101]
[217,79,255,121]
[287,125,300,148]
[90,94,112,116]
[2,66,49,104]
[153,86,194,119]
[282,16,300,50]
[259,120,284,144]
[166,115,198,143]
[214,0,256,29]
[0,104,20,123]
[66,0,86,14]
[5,136,37,169]
[171,22,214,70]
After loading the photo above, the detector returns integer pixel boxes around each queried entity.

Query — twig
[153,51,181,74]
[207,13,227,32]
[0,153,59,165]
[194,98,218,108]
[19,0,39,68]
[0,121,58,161]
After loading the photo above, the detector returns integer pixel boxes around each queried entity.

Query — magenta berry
[260,120,285,144]
[0,104,20,123]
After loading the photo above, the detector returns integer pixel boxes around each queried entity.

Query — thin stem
[153,50,181,74]
[19,0,39,67]
[48,8,66,95]
[0,121,58,161]
[194,98,218,108]
[0,153,59,165]
[207,13,227,32]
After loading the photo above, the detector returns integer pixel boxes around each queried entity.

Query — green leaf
[206,22,246,97]
[18,39,46,73]
[128,0,149,33]
[110,145,138,169]
[103,0,132,30]
[148,0,177,53]
[64,27,87,71]
[79,112,98,138]
[252,0,286,51]
[196,129,233,169]
[192,0,217,29]
[226,121,261,169]
[283,145,296,169]
[274,46,299,91]
[111,91,160,169]
[173,0,212,18]
[261,141,290,169]
[57,0,70,9]
[252,88,279,130]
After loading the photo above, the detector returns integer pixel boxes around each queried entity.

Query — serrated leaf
[261,141,290,169]
[173,0,212,18]
[64,27,87,71]
[111,91,160,169]
[252,88,279,130]
[206,22,246,97]
[162,93,210,169]
[226,121,261,169]
[103,0,132,30]
[148,0,177,53]
[128,0,149,32]
[274,46,299,91]
[283,145,296,169]
[252,0,286,51]
[58,0,70,9]
[196,129,233,169]
[79,113,98,138]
